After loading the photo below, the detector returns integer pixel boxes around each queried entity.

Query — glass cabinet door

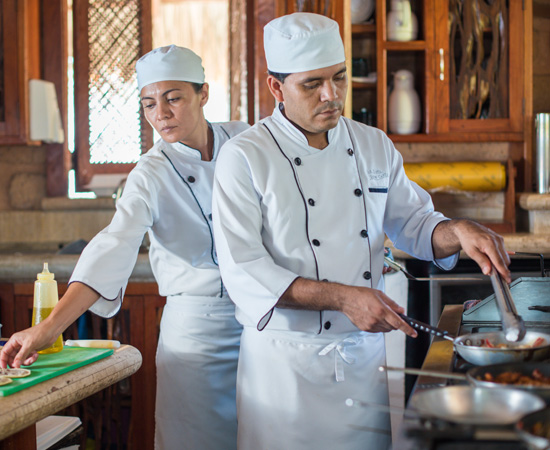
[434,0,525,139]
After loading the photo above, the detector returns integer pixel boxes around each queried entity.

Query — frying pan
[400,313,550,365]
[408,385,545,426]
[347,385,546,426]
[516,407,550,450]
[382,362,550,404]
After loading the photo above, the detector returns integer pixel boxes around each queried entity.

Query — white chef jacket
[71,120,250,450]
[212,106,458,450]
[71,121,249,317]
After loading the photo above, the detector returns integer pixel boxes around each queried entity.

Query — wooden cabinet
[250,0,533,188]
[0,282,165,450]
[0,0,41,145]
[432,0,526,140]
[349,0,531,143]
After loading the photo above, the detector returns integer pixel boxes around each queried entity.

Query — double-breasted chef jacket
[71,121,249,450]
[212,106,458,450]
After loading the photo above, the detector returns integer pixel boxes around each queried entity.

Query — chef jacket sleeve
[212,146,299,329]
[382,139,458,271]
[70,167,157,318]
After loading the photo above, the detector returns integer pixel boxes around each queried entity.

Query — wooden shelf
[352,81,377,90]
[383,40,427,51]
[352,23,376,35]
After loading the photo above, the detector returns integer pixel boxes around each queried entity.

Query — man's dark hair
[268,71,291,83]
[191,82,206,93]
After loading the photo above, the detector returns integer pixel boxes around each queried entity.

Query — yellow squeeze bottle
[32,262,63,354]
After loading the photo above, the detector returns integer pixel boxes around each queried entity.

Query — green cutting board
[0,346,114,397]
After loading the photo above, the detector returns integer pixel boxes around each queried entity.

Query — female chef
[0,45,249,450]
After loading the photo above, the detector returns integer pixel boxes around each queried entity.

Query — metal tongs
[489,269,526,342]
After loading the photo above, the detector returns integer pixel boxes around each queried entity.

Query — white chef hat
[264,13,345,74]
[136,45,205,92]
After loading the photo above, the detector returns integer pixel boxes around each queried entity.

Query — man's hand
[278,278,418,337]
[339,285,417,337]
[433,219,511,282]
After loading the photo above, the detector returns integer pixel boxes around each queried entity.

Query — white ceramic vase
[388,70,421,135]
[387,0,418,41]
[351,0,375,24]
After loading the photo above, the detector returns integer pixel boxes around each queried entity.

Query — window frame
[45,0,153,195]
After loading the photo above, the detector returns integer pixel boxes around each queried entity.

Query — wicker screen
[87,0,142,165]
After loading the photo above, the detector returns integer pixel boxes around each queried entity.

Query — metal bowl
[467,362,550,404]
[516,407,550,450]
[454,331,550,366]
[409,385,546,425]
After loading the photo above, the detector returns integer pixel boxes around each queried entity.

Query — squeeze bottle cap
[37,262,55,281]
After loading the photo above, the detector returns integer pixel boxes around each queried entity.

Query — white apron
[155,294,242,450]
[237,327,391,450]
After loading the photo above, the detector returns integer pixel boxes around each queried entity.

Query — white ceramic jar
[387,0,418,41]
[388,70,421,135]
[351,0,375,24]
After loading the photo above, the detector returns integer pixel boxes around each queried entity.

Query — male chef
[211,12,511,450]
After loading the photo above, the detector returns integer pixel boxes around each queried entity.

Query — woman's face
[140,80,208,144]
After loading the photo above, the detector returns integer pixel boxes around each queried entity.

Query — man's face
[140,80,208,144]
[274,63,348,138]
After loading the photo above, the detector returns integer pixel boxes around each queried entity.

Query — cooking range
[396,276,550,450]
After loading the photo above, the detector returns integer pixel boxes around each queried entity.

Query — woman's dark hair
[268,71,291,83]
[191,82,205,93]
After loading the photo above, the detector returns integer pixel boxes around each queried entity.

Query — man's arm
[278,277,418,337]
[432,219,511,282]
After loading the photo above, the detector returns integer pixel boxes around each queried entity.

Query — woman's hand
[0,322,59,368]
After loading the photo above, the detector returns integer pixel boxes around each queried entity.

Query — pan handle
[379,365,467,381]
[398,313,455,341]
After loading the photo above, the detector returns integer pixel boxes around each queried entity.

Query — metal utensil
[489,269,526,342]
[383,256,483,282]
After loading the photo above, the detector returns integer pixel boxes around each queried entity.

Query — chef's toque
[136,45,205,92]
[264,13,345,74]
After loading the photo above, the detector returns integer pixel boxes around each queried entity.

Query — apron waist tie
[318,335,359,382]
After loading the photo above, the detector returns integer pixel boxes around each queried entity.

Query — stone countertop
[2,232,550,281]
[0,253,154,283]
[389,233,550,260]
[518,193,550,210]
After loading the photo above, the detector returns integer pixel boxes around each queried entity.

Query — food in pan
[0,368,31,378]
[518,420,550,439]
[474,337,546,349]
[0,376,12,386]
[477,368,550,386]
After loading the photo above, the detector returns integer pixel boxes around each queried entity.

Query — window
[45,0,247,197]
[71,0,152,191]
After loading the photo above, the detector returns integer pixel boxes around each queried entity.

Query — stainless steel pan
[382,363,550,404]
[348,385,546,426]
[516,407,550,450]
[408,385,545,425]
[400,313,550,365]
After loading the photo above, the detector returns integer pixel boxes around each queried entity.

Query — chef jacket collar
[172,122,216,161]
[272,103,340,150]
